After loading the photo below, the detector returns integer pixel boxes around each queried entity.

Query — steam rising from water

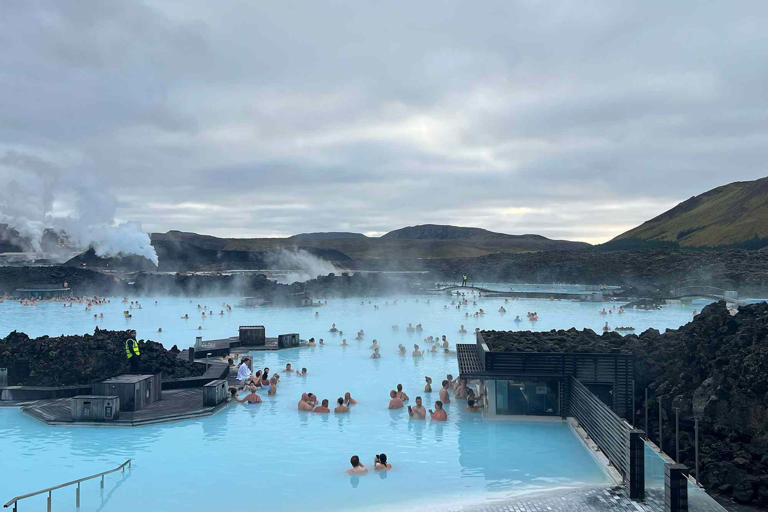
[0,151,158,264]
[265,249,341,283]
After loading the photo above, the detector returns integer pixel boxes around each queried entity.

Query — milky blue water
[0,291,708,511]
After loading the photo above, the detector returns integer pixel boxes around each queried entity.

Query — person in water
[284,363,292,373]
[344,392,357,405]
[430,400,447,421]
[424,376,432,392]
[396,383,409,402]
[314,399,330,413]
[408,396,427,419]
[297,368,307,376]
[347,455,367,475]
[298,393,313,411]
[467,398,483,412]
[370,347,381,359]
[388,390,404,409]
[231,387,262,404]
[374,453,392,470]
[412,344,422,357]
[440,380,451,403]
[334,397,349,413]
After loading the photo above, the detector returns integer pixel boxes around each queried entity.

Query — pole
[76,482,80,508]
[675,407,680,461]
[659,396,663,453]
[644,387,649,433]
[695,417,700,484]
[632,380,636,427]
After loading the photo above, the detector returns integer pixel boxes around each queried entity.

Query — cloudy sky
[2,1,767,244]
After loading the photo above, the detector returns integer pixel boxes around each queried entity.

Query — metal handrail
[3,459,131,511]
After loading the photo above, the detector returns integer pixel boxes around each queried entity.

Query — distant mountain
[289,232,367,241]
[381,224,588,248]
[610,176,768,249]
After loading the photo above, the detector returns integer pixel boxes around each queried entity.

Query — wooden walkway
[23,388,229,426]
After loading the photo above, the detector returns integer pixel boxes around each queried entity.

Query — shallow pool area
[0,292,709,511]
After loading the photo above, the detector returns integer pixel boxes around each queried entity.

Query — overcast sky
[2,1,767,244]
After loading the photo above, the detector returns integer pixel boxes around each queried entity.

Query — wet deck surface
[22,388,229,426]
[453,486,646,512]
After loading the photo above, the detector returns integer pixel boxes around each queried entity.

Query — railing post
[659,396,663,452]
[644,387,649,433]
[47,491,51,512]
[674,407,680,461]
[694,417,700,483]
[76,482,80,508]
[628,430,645,500]
[101,474,104,488]
[665,463,688,512]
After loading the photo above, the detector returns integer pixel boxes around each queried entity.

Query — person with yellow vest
[125,330,141,373]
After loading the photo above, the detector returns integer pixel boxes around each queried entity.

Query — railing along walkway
[3,459,131,511]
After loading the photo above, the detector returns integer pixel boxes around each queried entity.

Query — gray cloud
[1,0,767,244]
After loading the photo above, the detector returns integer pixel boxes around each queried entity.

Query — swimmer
[412,344,423,357]
[319,338,324,345]
[369,339,379,350]
[315,311,319,318]
[344,392,357,406]
[370,347,381,359]
[408,396,427,419]
[424,376,432,392]
[268,377,277,396]
[308,338,316,347]
[341,338,348,346]
[429,400,447,421]
[459,325,467,334]
[284,363,292,373]
[313,399,331,413]
[374,453,392,471]
[197,325,202,330]
[296,367,308,376]
[603,322,611,331]
[329,323,338,332]
[157,327,162,333]
[398,344,406,354]
[347,455,368,475]
[388,390,404,409]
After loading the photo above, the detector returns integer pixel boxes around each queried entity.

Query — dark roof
[457,344,485,378]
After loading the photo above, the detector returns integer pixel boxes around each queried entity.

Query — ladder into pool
[3,459,131,512]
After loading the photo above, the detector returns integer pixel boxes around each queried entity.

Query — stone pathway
[451,486,648,512]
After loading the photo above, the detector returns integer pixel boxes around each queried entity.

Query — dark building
[457,331,634,419]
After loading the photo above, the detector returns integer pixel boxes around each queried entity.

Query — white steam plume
[0,150,158,264]
[265,248,341,283]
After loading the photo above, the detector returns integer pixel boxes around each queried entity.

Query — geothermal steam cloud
[0,150,158,264]
[265,249,341,283]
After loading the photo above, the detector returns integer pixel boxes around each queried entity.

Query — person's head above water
[389,390,397,398]
[397,383,403,392]
[442,379,449,388]
[337,397,344,405]
[321,399,329,407]
[378,453,388,464]
[416,396,422,406]
[350,455,361,468]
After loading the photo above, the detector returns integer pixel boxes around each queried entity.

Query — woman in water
[374,454,392,470]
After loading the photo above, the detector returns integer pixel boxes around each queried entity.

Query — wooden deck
[22,388,230,426]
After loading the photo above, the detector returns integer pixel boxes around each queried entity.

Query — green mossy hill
[0,329,204,386]
[612,176,768,248]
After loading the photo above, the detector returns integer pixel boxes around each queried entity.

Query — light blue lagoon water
[0,292,708,511]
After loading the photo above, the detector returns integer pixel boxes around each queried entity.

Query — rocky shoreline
[0,328,205,387]
[482,301,768,507]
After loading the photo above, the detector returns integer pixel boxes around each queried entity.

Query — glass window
[495,379,560,415]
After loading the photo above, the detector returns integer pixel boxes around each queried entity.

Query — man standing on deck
[461,273,468,287]
[125,330,141,373]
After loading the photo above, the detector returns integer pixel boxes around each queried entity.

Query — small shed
[92,374,161,412]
